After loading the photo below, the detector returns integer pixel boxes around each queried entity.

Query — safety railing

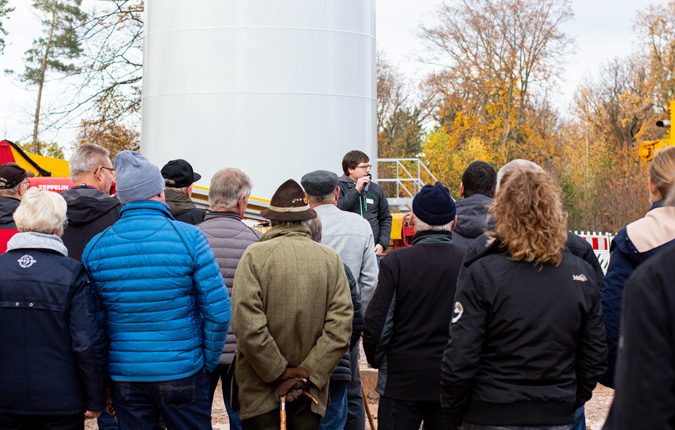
[377,158,439,209]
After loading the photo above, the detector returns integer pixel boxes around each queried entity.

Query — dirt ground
[86,380,613,429]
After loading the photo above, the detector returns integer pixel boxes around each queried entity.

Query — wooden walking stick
[362,384,376,430]
[280,396,287,430]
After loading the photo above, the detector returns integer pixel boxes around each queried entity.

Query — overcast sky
[0,0,667,148]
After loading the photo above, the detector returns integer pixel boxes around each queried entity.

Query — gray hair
[165,185,189,194]
[497,159,543,188]
[307,193,335,204]
[0,183,22,197]
[305,215,323,242]
[209,168,253,209]
[412,213,453,232]
[70,144,111,181]
[13,188,67,235]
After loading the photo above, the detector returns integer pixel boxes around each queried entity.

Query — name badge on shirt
[366,198,374,205]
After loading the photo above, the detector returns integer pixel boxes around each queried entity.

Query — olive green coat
[231,223,353,420]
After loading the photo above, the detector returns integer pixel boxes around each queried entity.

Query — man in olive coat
[232,179,353,430]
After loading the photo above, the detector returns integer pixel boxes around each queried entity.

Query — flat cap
[301,170,338,196]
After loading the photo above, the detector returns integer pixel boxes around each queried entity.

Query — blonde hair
[13,188,67,236]
[490,169,567,266]
[650,146,675,198]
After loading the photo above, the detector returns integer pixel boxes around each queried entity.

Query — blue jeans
[97,410,119,429]
[209,364,242,430]
[571,406,584,430]
[111,368,212,430]
[345,341,365,430]
[319,380,349,430]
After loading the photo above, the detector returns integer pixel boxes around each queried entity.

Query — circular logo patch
[17,255,37,269]
[451,302,464,324]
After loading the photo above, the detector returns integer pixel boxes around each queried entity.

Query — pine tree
[20,0,86,154]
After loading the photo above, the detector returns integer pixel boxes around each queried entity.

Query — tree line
[2,0,673,231]
[378,0,675,232]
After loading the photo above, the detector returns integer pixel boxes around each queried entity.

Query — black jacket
[331,264,364,382]
[440,235,607,427]
[452,194,494,249]
[60,185,121,262]
[0,195,20,230]
[165,189,206,225]
[337,175,392,249]
[364,231,465,401]
[0,233,105,415]
[604,242,675,430]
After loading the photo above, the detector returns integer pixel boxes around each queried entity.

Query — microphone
[364,173,372,192]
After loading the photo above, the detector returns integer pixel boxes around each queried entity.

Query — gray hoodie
[453,194,495,249]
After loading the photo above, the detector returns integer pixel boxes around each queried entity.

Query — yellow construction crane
[639,101,675,162]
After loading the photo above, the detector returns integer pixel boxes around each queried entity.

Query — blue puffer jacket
[82,200,231,382]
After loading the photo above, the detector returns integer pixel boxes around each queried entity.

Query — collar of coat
[6,231,69,256]
[120,200,174,219]
[164,189,197,217]
[260,222,312,242]
[411,230,453,245]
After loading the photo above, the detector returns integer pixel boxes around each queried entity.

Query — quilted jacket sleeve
[191,228,231,372]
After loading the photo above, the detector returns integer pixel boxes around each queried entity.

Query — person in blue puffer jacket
[82,151,231,430]
[600,146,675,389]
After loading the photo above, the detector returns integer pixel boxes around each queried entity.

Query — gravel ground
[86,381,613,430]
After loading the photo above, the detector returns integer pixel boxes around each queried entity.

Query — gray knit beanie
[114,151,166,204]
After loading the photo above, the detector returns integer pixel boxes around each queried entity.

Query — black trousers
[0,413,84,430]
[242,398,321,430]
[377,397,456,430]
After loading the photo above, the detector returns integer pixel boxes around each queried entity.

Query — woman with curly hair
[440,168,607,430]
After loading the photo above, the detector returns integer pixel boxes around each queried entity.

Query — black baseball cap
[161,159,201,188]
[0,163,27,189]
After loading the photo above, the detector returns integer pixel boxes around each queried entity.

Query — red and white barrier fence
[574,231,614,274]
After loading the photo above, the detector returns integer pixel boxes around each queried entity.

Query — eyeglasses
[97,166,115,177]
[63,218,69,230]
[356,164,372,170]
[20,180,30,189]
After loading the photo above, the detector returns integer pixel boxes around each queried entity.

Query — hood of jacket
[338,174,355,187]
[61,186,121,226]
[453,194,494,240]
[0,196,20,226]
[6,231,68,256]
[164,189,197,217]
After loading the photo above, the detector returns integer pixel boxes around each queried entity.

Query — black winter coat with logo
[440,235,607,427]
[0,244,105,415]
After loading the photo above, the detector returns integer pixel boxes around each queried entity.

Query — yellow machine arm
[640,100,675,162]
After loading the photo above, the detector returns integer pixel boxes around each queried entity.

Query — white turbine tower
[141,0,377,200]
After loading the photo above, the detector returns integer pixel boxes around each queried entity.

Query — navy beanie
[412,181,456,226]
[114,151,166,204]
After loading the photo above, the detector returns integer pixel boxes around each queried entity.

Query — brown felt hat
[261,179,317,222]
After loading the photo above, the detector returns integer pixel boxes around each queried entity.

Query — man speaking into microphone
[337,150,392,262]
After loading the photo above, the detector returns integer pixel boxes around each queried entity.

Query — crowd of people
[0,145,674,430]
